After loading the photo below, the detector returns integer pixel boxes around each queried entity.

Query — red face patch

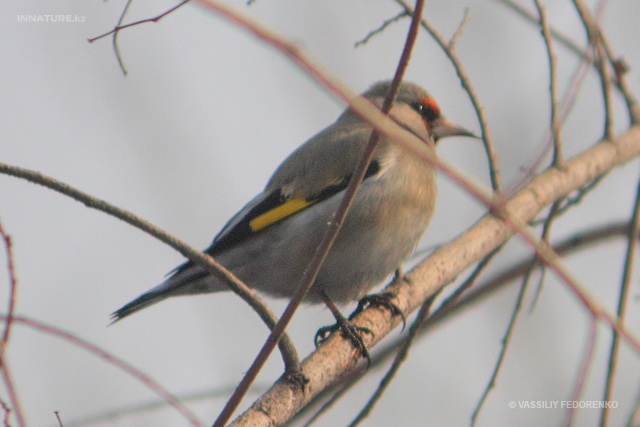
[420,96,441,121]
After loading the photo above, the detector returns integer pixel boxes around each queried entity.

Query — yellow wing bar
[249,198,313,232]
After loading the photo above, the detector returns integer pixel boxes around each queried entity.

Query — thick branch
[231,126,640,426]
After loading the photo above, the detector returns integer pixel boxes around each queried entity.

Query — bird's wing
[169,124,380,275]
[208,159,380,256]
[215,123,384,250]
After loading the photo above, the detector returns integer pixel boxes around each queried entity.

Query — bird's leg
[350,268,407,330]
[314,291,372,365]
[393,266,411,285]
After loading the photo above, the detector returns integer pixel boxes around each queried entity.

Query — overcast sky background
[3,1,640,426]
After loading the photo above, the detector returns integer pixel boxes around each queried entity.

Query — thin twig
[0,315,204,426]
[10,0,640,422]
[533,0,563,167]
[572,0,614,140]
[528,200,562,309]
[507,58,591,196]
[493,0,593,63]
[627,385,640,427]
[564,318,598,426]
[0,361,24,427]
[60,384,268,427]
[0,220,24,427]
[597,27,640,125]
[471,259,537,425]
[88,0,190,43]
[394,0,502,193]
[424,223,635,335]
[503,0,610,196]
[112,0,134,75]
[129,3,640,413]
[0,220,17,361]
[349,292,440,426]
[601,174,640,425]
[302,249,503,425]
[477,191,586,424]
[212,0,427,423]
[485,0,626,134]
[0,162,300,372]
[54,411,64,427]
[293,221,636,424]
[1,398,11,427]
[448,8,470,48]
[530,174,608,226]
[355,11,408,47]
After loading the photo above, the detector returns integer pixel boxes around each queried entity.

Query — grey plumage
[112,81,474,322]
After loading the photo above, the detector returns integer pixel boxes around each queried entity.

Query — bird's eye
[412,97,440,123]
[411,102,425,113]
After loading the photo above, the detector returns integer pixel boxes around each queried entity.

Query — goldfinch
[113,81,474,321]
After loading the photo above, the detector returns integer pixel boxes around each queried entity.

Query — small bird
[112,81,475,323]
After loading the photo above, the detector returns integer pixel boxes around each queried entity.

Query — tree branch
[230,126,640,425]
[0,163,300,372]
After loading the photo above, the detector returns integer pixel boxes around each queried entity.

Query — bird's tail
[111,262,213,323]
[110,289,171,323]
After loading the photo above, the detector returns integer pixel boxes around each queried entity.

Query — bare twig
[54,411,64,427]
[530,173,608,226]
[423,223,635,338]
[533,0,563,167]
[601,174,640,425]
[0,361,24,427]
[449,8,470,48]
[300,248,503,425]
[159,4,640,425]
[564,318,598,426]
[355,11,408,47]
[628,385,640,427]
[89,0,190,43]
[0,315,204,426]
[493,0,592,62]
[56,385,268,427]
[471,260,538,425]
[572,0,614,139]
[232,126,640,425]
[0,163,300,372]
[292,221,636,424]
[112,0,134,75]
[394,0,502,193]
[12,1,640,424]
[1,398,11,427]
[212,0,427,424]
[349,291,440,426]
[0,220,24,427]
[0,220,17,361]
[506,55,591,196]
[502,0,611,196]
[473,192,564,424]
[598,28,640,124]
[528,200,563,309]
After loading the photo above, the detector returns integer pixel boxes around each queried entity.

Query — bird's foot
[314,318,373,366]
[351,292,406,330]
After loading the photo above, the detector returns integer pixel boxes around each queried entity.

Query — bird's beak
[432,116,478,142]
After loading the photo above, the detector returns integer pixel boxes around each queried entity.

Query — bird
[112,80,475,325]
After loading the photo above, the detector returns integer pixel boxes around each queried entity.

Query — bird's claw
[351,292,406,330]
[314,320,373,366]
